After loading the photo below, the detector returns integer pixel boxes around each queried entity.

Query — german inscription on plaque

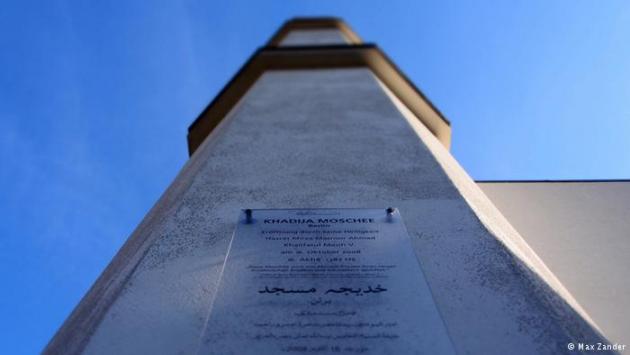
[198,208,454,354]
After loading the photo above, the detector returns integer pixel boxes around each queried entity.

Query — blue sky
[1,0,629,353]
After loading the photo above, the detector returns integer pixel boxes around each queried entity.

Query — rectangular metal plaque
[198,208,454,354]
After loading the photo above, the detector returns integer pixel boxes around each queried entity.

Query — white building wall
[75,69,604,355]
[480,181,630,345]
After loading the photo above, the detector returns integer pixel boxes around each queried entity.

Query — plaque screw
[386,207,396,215]
[245,209,253,223]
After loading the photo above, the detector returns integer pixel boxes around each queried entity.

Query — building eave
[187,44,452,156]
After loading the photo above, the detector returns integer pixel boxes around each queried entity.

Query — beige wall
[480,181,630,344]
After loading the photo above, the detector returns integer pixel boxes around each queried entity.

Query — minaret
[46,18,605,354]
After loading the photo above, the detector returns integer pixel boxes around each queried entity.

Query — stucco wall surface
[480,181,630,345]
[68,69,606,355]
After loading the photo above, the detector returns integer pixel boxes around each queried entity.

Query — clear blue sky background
[1,0,629,353]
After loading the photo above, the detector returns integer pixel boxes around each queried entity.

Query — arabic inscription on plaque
[198,208,454,354]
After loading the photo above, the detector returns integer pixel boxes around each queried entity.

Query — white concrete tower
[46,18,607,354]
